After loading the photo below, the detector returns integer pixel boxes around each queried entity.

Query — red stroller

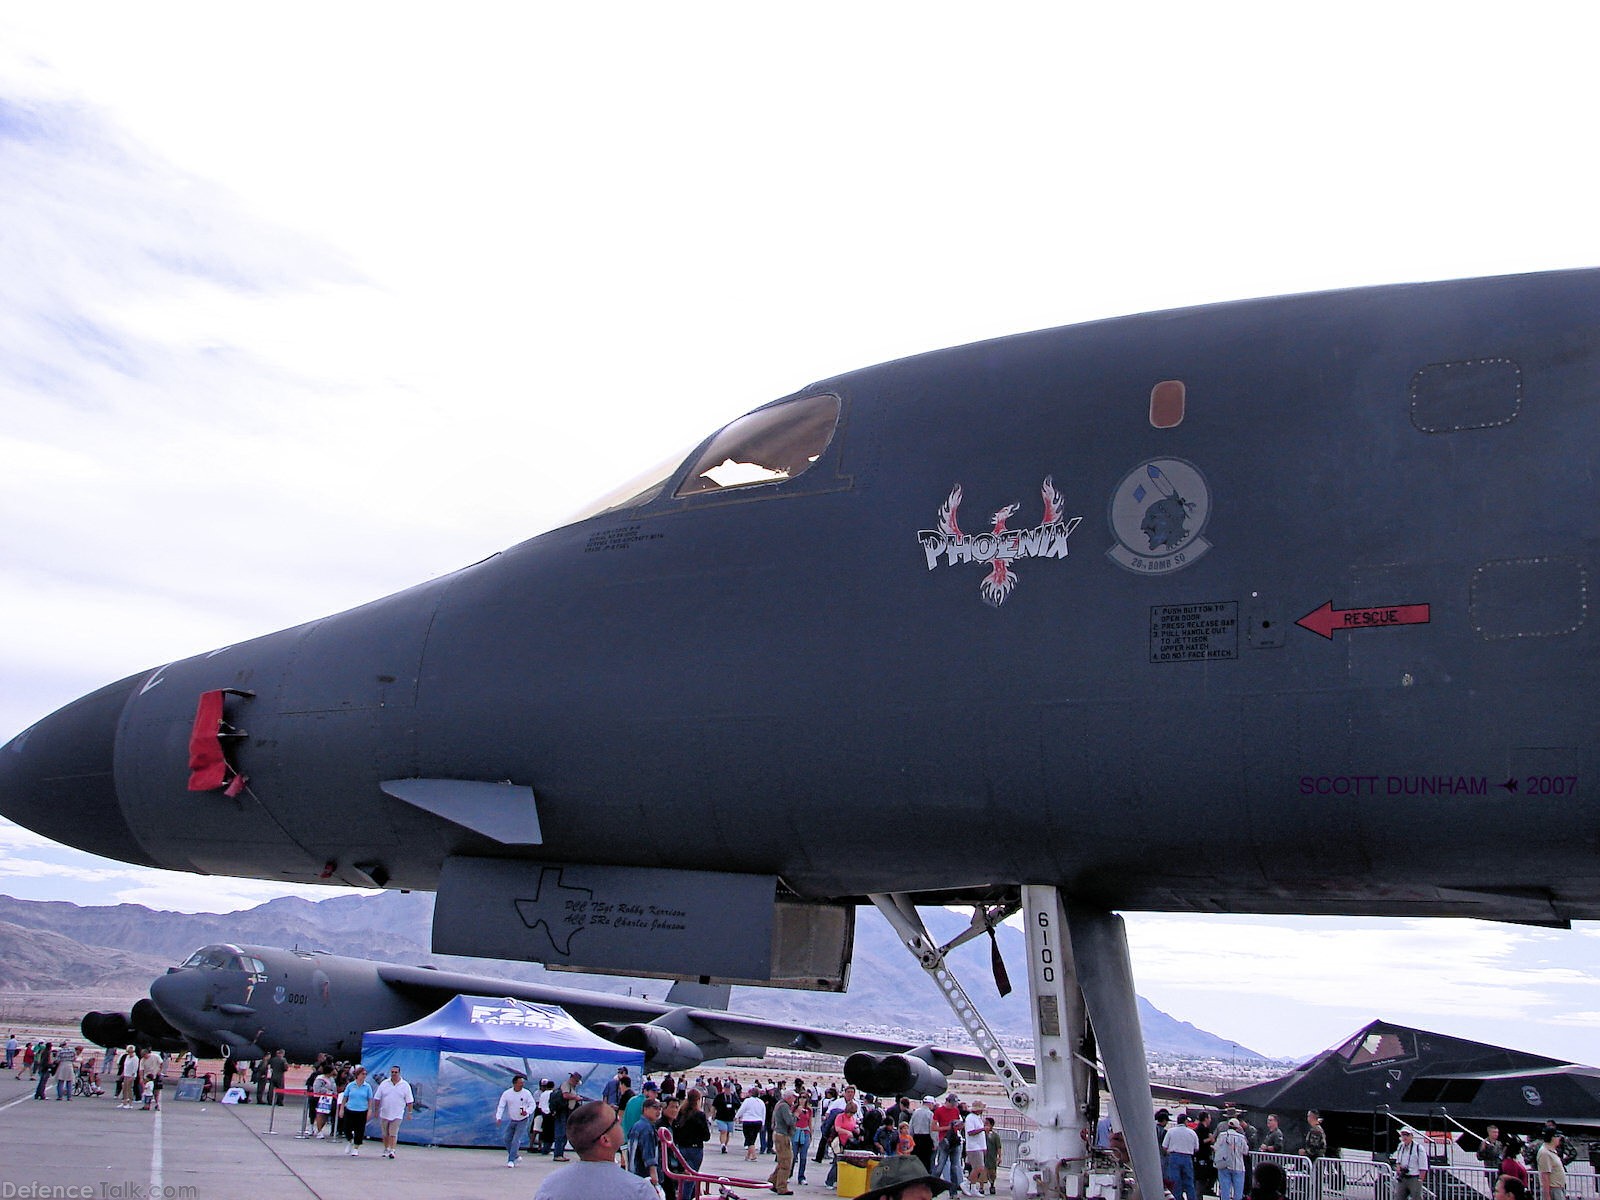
[657,1126,777,1199]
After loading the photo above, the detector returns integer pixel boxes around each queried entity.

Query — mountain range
[0,890,1266,1060]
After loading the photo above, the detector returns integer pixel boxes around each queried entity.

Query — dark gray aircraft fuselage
[95,942,996,1088]
[6,269,1600,938]
[129,943,712,1062]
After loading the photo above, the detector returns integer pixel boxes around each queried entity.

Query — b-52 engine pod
[844,1046,950,1099]
[593,1019,706,1072]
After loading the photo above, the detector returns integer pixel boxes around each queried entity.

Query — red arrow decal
[1296,601,1431,640]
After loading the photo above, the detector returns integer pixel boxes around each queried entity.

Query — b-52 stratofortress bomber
[6,269,1600,1199]
[84,940,1001,1088]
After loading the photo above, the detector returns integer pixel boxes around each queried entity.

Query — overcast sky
[3,4,1600,1064]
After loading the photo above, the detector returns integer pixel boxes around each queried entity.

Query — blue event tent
[357,994,642,1148]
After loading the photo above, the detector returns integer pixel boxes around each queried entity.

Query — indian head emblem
[1106,458,1213,574]
[918,476,1083,607]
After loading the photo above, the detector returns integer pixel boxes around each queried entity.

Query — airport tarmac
[0,1074,829,1200]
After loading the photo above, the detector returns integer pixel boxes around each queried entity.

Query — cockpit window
[559,392,844,527]
[179,944,247,971]
[675,394,840,497]
[1333,1028,1413,1067]
[565,446,697,525]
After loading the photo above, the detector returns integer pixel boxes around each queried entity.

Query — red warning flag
[186,690,230,791]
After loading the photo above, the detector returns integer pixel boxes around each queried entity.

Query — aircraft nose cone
[147,972,192,1024]
[0,672,161,867]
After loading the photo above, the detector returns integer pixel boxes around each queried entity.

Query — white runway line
[152,1105,164,1191]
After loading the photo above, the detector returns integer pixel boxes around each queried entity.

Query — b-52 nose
[147,969,199,1023]
[0,671,160,868]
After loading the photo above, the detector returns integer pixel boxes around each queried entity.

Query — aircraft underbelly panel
[432,856,854,990]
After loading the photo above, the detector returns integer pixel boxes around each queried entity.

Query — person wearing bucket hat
[857,1153,951,1200]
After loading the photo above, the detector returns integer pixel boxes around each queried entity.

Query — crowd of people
[1153,1106,1583,1200]
[176,1047,1006,1198]
[9,1029,1589,1200]
[8,1032,110,1101]
[197,1050,1005,1194]
[1473,1122,1575,1200]
[529,1070,1003,1200]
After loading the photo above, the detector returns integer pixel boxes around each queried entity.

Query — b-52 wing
[378,961,1013,1086]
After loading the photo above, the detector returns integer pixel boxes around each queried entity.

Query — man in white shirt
[118,1046,139,1108]
[496,1073,539,1167]
[1393,1128,1430,1200]
[370,1064,415,1160]
[1164,1115,1201,1200]
[909,1098,937,1171]
[964,1101,990,1193]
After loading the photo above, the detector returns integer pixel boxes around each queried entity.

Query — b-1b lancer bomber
[6,269,1600,1199]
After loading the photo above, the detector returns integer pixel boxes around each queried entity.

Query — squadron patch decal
[1107,457,1212,574]
[918,476,1083,607]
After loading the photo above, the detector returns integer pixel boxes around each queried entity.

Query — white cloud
[0,855,131,885]
[1124,914,1600,1061]
[1546,1011,1600,1030]
[0,822,64,852]
[0,821,365,914]
[1130,916,1587,1010]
